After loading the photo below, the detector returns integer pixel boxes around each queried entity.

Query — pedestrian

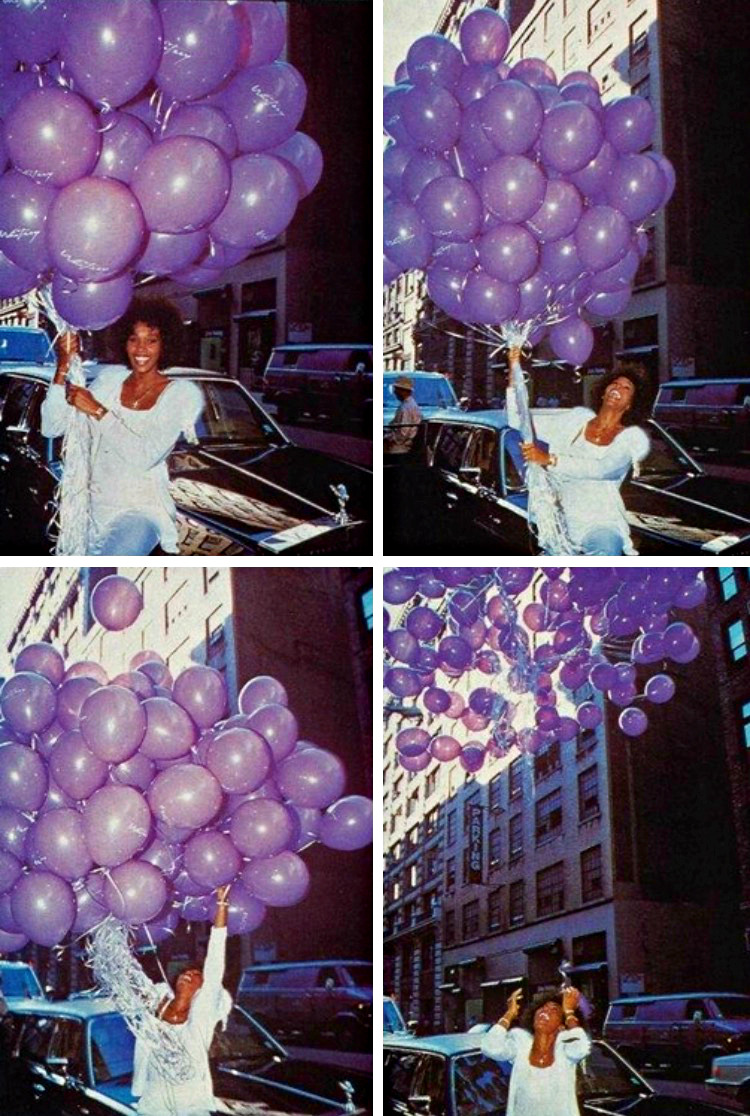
[41,296,204,556]
[482,986,591,1116]
[384,376,422,455]
[507,350,652,555]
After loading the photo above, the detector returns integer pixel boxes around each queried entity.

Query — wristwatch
[546,453,558,468]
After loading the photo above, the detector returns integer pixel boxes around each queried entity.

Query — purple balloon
[208,880,265,935]
[140,836,182,880]
[210,152,297,250]
[237,677,286,720]
[139,697,196,760]
[480,155,547,223]
[162,104,238,160]
[518,269,553,318]
[64,661,109,685]
[455,63,501,107]
[383,197,433,271]
[458,99,499,169]
[395,728,430,757]
[111,751,156,792]
[0,671,57,736]
[11,870,75,946]
[0,71,40,120]
[131,136,230,235]
[460,8,510,65]
[109,672,155,700]
[137,903,180,944]
[36,720,65,762]
[644,673,675,704]
[619,706,649,737]
[234,1,285,68]
[0,0,65,65]
[246,704,298,763]
[605,153,666,222]
[526,179,583,243]
[416,176,482,242]
[82,785,151,867]
[137,228,211,274]
[56,677,100,732]
[179,893,212,922]
[383,84,416,149]
[462,268,520,324]
[429,735,461,761]
[5,87,100,187]
[122,92,158,132]
[604,95,655,154]
[184,829,240,888]
[590,245,639,293]
[402,151,453,204]
[560,82,602,113]
[73,874,109,934]
[229,799,296,858]
[48,177,144,282]
[0,805,30,860]
[319,796,372,851]
[92,110,152,184]
[426,265,465,318]
[60,0,164,109]
[569,139,617,202]
[172,665,227,729]
[242,850,310,907]
[104,859,168,923]
[32,808,93,880]
[206,727,272,794]
[510,57,557,88]
[0,170,57,273]
[480,81,543,155]
[80,685,146,763]
[384,571,417,604]
[276,746,346,809]
[648,152,676,207]
[560,71,600,93]
[478,224,539,283]
[575,205,631,271]
[586,287,632,317]
[406,34,462,89]
[402,85,461,152]
[0,927,27,951]
[0,848,22,893]
[155,0,238,102]
[53,269,136,330]
[0,247,36,298]
[268,131,323,200]
[148,763,223,829]
[577,701,602,730]
[224,61,307,153]
[550,316,594,365]
[540,101,603,174]
[399,751,431,772]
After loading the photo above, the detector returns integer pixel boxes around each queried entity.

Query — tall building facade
[384,572,745,1034]
[384,0,750,399]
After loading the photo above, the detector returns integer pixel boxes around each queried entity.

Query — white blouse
[482,1023,591,1116]
[506,394,650,554]
[41,366,204,554]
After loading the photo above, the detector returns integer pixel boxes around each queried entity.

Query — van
[603,992,750,1072]
[236,960,372,1049]
[654,378,750,452]
[262,344,372,428]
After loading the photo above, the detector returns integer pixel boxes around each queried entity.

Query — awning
[523,939,562,954]
[232,309,276,320]
[615,345,659,355]
[565,962,608,974]
[480,980,502,988]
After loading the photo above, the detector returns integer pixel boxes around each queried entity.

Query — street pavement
[251,393,373,469]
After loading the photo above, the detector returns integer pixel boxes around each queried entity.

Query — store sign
[468,803,483,884]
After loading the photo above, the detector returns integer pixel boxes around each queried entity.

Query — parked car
[654,378,750,453]
[0,960,46,1001]
[387,409,750,554]
[384,997,413,1037]
[384,1031,739,1116]
[4,996,365,1116]
[236,960,372,1050]
[0,364,371,556]
[707,1049,750,1110]
[262,344,372,428]
[0,325,54,366]
[603,993,750,1073]
[383,371,463,434]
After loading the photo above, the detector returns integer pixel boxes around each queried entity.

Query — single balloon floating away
[383,567,706,773]
[383,9,676,365]
[0,599,372,952]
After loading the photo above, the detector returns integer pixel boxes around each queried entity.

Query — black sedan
[384,1032,739,1116]
[3,996,365,1116]
[385,409,750,555]
[0,364,371,556]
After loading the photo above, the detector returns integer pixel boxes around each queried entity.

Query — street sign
[468,803,483,884]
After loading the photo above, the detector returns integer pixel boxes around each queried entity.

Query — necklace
[125,375,165,410]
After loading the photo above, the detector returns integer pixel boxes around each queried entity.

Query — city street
[252,393,373,469]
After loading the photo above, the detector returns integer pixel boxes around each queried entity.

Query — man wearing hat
[385,375,423,455]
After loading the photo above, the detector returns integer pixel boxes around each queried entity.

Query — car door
[15,1013,64,1113]
[0,376,46,544]
[460,426,518,543]
[431,423,477,534]
[48,1016,92,1116]
[410,1053,447,1116]
[385,1048,423,1116]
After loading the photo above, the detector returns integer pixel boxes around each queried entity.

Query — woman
[41,296,204,556]
[132,884,233,1116]
[482,986,591,1116]
[507,348,653,555]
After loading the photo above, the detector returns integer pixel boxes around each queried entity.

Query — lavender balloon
[104,859,168,923]
[4,88,100,187]
[92,111,152,185]
[242,850,310,907]
[206,727,272,794]
[0,671,57,734]
[0,0,65,65]
[230,799,297,858]
[246,704,298,762]
[82,785,151,867]
[209,153,298,250]
[139,697,196,760]
[11,870,75,946]
[32,808,93,880]
[183,830,240,889]
[148,763,223,829]
[60,0,164,109]
[459,7,510,65]
[207,881,265,935]
[163,104,238,160]
[57,676,100,731]
[0,247,36,298]
[131,137,231,235]
[91,575,143,630]
[276,746,346,809]
[406,34,463,89]
[80,685,147,763]
[0,928,27,952]
[224,62,307,153]
[64,661,109,685]
[48,178,145,282]
[416,176,482,242]
[111,751,156,792]
[172,665,227,729]
[155,0,239,103]
[0,849,22,894]
[0,171,57,273]
[319,796,373,851]
[73,873,109,934]
[234,1,286,68]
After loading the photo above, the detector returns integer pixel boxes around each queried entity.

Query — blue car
[383,371,463,431]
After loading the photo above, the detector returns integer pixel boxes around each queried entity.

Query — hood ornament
[330,483,351,526]
[339,1079,356,1113]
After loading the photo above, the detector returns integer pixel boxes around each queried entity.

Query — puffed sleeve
[482,1024,528,1063]
[40,383,71,437]
[558,1026,592,1063]
[98,379,204,469]
[551,425,649,482]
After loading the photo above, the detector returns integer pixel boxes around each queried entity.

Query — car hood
[626,474,750,552]
[168,442,370,551]
[584,1095,738,1115]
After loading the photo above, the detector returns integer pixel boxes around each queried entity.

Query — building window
[407,825,420,851]
[740,701,750,748]
[629,13,649,65]
[407,790,419,818]
[446,856,455,890]
[536,787,563,844]
[489,828,502,868]
[463,899,480,940]
[579,765,600,822]
[535,741,561,782]
[462,846,476,885]
[563,27,578,68]
[543,2,555,40]
[634,227,657,286]
[509,813,524,860]
[206,607,224,654]
[408,863,419,891]
[425,768,438,799]
[165,580,189,630]
[424,807,438,839]
[631,73,651,101]
[403,901,414,928]
[727,619,748,663]
[425,849,439,880]
[445,909,456,945]
[577,728,597,758]
[719,568,739,600]
[447,811,456,846]
[509,757,523,800]
[587,0,613,44]
[581,845,604,902]
[489,887,503,932]
[509,880,525,925]
[390,806,402,835]
[489,773,503,814]
[393,879,401,901]
[537,861,565,917]
[359,587,373,631]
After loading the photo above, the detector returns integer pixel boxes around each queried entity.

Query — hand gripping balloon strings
[35,285,95,556]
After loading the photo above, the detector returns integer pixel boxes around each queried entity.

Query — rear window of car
[658,383,750,406]
[607,1002,637,1022]
[19,1015,56,1059]
[434,426,473,472]
[296,349,370,372]
[0,330,52,364]
[90,1015,135,1085]
[711,997,750,1020]
[239,970,271,989]
[342,964,372,988]
[636,999,687,1021]
[268,967,317,989]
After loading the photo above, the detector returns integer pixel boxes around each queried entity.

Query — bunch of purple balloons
[384,567,706,773]
[383,7,676,364]
[0,577,371,954]
[0,0,322,330]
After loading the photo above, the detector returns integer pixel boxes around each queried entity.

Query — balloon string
[143,923,171,986]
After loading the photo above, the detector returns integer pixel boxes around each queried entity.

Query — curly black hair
[590,362,655,427]
[114,296,185,370]
[516,991,565,1033]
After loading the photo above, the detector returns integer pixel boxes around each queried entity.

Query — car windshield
[90,1015,135,1086]
[209,1004,286,1071]
[577,1042,650,1101]
[384,378,457,408]
[384,1002,408,1034]
[452,1052,509,1115]
[711,997,750,1020]
[0,968,42,998]
[0,329,52,364]
[634,425,700,485]
[191,381,283,449]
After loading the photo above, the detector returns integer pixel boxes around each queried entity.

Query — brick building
[384,570,745,1034]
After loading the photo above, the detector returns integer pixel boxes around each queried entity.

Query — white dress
[132,926,233,1116]
[506,393,650,554]
[40,366,204,554]
[482,1023,591,1116]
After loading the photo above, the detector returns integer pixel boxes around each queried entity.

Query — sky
[383,0,445,84]
[0,568,43,677]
